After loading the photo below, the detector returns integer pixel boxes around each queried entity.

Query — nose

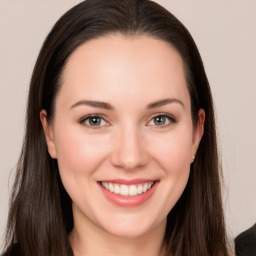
[110,125,149,170]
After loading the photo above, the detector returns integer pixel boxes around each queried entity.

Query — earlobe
[40,110,57,159]
[192,109,205,160]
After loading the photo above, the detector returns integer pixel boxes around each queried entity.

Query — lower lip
[98,181,159,207]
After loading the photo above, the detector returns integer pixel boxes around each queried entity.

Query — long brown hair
[3,0,230,255]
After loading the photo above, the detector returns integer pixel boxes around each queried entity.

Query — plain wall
[0,0,256,250]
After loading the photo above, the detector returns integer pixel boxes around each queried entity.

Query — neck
[69,215,166,256]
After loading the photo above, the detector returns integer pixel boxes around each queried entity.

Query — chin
[98,214,166,239]
[104,225,152,239]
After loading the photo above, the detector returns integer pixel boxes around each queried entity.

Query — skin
[41,34,205,256]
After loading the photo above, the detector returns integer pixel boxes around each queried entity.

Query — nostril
[109,128,149,169]
[111,155,149,170]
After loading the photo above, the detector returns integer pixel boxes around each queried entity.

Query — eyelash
[79,113,177,129]
[79,114,109,129]
[147,113,177,128]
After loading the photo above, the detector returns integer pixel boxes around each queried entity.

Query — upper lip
[99,179,158,185]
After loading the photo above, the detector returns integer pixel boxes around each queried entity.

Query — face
[41,34,204,239]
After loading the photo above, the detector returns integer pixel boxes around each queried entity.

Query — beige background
[0,0,256,249]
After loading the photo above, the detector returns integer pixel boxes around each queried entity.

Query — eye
[147,114,176,127]
[80,115,109,128]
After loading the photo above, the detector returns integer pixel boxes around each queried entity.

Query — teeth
[109,183,114,192]
[101,182,154,196]
[102,182,108,189]
[114,184,120,194]
[129,185,137,196]
[120,185,128,196]
[142,183,148,193]
[137,185,143,194]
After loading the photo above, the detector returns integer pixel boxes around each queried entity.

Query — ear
[191,109,205,162]
[40,110,57,159]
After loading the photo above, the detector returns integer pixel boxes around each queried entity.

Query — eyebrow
[70,98,184,110]
[147,98,184,109]
[70,100,114,110]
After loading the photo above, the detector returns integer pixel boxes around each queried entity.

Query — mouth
[100,181,155,196]
[98,179,159,207]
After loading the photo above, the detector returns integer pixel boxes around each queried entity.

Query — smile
[98,180,158,207]
[101,181,154,196]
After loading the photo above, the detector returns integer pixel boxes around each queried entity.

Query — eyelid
[146,113,177,127]
[79,112,176,128]
[79,114,110,128]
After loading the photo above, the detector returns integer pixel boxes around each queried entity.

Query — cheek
[148,128,193,173]
[149,128,193,214]
[53,125,109,177]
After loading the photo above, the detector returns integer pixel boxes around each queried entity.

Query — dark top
[2,243,22,256]
[235,223,256,256]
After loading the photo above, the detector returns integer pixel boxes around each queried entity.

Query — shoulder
[235,223,256,242]
[235,224,256,256]
[2,243,22,256]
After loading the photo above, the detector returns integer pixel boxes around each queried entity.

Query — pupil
[89,117,101,126]
[154,116,165,125]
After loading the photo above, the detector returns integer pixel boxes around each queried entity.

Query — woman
[3,0,230,255]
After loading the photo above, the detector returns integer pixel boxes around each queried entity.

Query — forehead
[58,34,189,109]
